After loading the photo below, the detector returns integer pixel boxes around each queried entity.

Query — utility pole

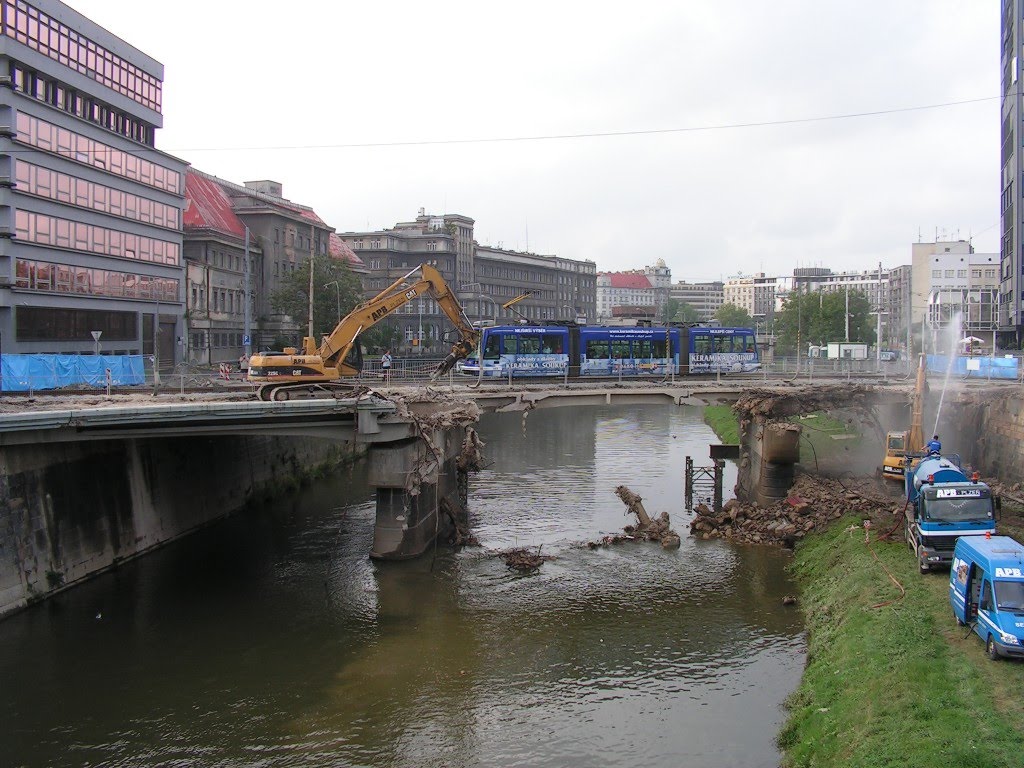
[845,284,850,342]
[244,225,251,358]
[876,262,882,369]
[307,224,315,343]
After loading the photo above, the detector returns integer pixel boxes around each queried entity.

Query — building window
[15,258,177,301]
[15,112,181,193]
[15,210,180,265]
[4,0,162,113]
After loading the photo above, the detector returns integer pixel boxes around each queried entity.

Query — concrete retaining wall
[947,393,1024,481]
[0,435,358,618]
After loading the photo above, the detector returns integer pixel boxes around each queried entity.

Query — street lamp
[323,281,341,320]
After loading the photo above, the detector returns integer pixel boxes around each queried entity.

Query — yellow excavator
[247,264,480,401]
[881,354,927,480]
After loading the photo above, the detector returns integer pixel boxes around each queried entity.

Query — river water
[1,405,804,768]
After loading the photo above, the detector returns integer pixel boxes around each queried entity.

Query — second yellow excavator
[247,264,480,401]
[881,354,927,480]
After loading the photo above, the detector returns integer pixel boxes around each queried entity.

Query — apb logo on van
[995,567,1024,578]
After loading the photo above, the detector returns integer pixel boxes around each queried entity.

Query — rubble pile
[588,485,681,549]
[733,384,879,421]
[500,546,553,572]
[689,473,902,546]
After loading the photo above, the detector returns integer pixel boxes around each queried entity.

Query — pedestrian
[238,353,249,372]
[381,349,392,383]
[924,434,941,455]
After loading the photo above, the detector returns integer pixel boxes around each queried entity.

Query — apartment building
[668,280,723,322]
[339,210,596,352]
[724,273,776,319]
[1000,1,1024,345]
[0,0,186,363]
[183,172,362,364]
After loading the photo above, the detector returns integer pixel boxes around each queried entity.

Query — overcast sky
[70,0,998,282]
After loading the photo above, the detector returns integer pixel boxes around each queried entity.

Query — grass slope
[781,522,1024,767]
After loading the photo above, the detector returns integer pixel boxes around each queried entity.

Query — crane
[247,264,480,401]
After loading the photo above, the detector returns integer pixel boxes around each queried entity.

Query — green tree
[715,303,753,327]
[675,301,701,323]
[774,288,876,355]
[269,255,363,343]
[660,298,681,324]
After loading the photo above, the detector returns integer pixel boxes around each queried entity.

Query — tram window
[694,335,710,354]
[483,333,501,360]
[652,339,667,357]
[502,334,518,355]
[743,334,756,352]
[587,339,609,359]
[634,339,652,358]
[611,340,630,359]
[541,333,563,354]
[520,336,541,354]
[713,337,728,353]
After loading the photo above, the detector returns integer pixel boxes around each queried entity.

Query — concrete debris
[689,473,900,547]
[732,384,878,421]
[500,546,553,572]
[588,485,681,549]
[457,427,487,473]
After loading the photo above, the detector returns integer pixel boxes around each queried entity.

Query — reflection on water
[0,405,803,768]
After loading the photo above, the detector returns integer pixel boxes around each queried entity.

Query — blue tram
[456,324,759,378]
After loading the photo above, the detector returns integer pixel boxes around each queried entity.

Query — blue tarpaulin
[926,354,1019,380]
[0,354,145,392]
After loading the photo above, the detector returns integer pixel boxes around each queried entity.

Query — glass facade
[16,111,182,194]
[15,257,178,301]
[15,159,179,229]
[16,304,138,341]
[2,0,162,112]
[16,210,181,265]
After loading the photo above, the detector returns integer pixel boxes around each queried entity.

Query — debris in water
[588,485,681,549]
[500,546,553,572]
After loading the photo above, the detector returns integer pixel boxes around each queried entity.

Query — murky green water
[0,405,803,767]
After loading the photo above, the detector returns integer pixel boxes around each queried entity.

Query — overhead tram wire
[14,93,987,157]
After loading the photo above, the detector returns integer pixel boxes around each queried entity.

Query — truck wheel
[987,636,1000,661]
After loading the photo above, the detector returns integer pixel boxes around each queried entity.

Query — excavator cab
[882,430,908,479]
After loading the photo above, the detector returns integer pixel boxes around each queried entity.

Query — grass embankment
[702,406,1024,766]
[781,524,1024,767]
[703,404,740,444]
[702,406,861,465]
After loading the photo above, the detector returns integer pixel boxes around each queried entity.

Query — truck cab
[904,454,998,573]
[950,535,1024,660]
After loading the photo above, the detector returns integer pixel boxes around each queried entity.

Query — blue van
[949,535,1024,660]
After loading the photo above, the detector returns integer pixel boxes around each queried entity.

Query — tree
[269,254,363,344]
[773,288,876,355]
[660,298,681,324]
[715,303,753,328]
[675,301,701,323]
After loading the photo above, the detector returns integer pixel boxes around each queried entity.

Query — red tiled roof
[329,232,363,268]
[183,172,246,238]
[609,273,653,289]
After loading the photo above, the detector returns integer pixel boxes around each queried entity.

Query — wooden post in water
[685,456,693,510]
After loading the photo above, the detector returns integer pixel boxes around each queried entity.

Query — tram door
[568,326,581,377]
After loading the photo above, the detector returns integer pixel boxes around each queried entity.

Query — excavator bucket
[432,341,475,380]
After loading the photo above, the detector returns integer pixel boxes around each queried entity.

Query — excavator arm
[314,263,479,378]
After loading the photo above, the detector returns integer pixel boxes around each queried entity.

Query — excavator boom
[247,264,480,400]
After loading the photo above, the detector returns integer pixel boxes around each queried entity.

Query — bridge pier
[737,417,801,507]
[367,427,468,560]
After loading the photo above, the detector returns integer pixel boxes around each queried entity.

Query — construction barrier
[0,354,145,392]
